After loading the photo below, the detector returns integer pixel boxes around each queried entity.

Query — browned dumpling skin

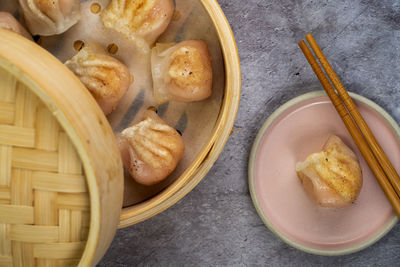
[0,12,32,40]
[101,0,174,47]
[65,42,131,115]
[296,135,363,208]
[151,40,213,104]
[18,0,80,35]
[119,110,184,186]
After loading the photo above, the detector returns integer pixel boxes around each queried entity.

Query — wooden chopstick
[298,37,400,217]
[305,33,400,198]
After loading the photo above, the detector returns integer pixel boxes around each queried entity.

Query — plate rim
[248,90,399,256]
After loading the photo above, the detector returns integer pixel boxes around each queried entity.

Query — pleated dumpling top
[119,110,185,186]
[65,42,131,115]
[151,40,213,104]
[18,0,80,35]
[296,135,363,208]
[101,0,174,48]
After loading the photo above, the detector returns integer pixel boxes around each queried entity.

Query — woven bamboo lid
[0,29,124,266]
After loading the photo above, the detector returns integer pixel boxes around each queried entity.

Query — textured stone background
[99,0,400,266]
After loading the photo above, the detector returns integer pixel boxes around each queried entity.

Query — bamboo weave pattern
[0,67,89,267]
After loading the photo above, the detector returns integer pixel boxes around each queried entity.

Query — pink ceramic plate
[248,91,400,255]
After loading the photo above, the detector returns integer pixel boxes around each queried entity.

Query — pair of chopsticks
[298,34,400,217]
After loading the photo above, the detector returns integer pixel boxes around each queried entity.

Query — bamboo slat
[11,241,34,267]
[0,187,10,200]
[0,205,34,224]
[0,224,11,256]
[80,227,90,241]
[32,172,87,193]
[59,210,71,243]
[0,125,35,148]
[70,211,82,242]
[35,105,59,151]
[0,69,16,103]
[10,169,32,206]
[14,83,37,128]
[81,212,90,227]
[0,102,14,124]
[33,242,86,259]
[0,146,11,186]
[10,225,59,243]
[0,66,90,266]
[58,133,82,174]
[58,193,90,211]
[0,255,12,266]
[34,191,58,226]
[36,259,58,267]
[12,148,58,172]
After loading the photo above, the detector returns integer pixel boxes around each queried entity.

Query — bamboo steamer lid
[0,29,124,266]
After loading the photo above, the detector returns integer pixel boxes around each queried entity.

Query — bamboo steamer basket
[0,29,124,266]
[118,0,241,228]
[0,0,240,265]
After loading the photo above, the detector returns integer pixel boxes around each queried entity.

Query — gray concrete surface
[98,0,400,266]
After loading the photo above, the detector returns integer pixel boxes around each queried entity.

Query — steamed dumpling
[18,0,80,35]
[119,110,184,186]
[151,40,213,104]
[296,135,362,208]
[101,0,174,48]
[65,42,131,115]
[0,12,32,40]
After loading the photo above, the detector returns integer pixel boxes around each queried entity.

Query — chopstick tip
[306,33,315,43]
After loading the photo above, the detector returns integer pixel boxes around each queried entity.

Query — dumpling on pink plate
[296,135,363,208]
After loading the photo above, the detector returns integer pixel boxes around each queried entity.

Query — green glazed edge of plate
[248,90,399,256]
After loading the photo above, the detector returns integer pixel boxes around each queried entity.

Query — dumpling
[296,135,362,208]
[0,12,32,40]
[119,110,184,186]
[65,42,131,115]
[101,0,174,48]
[151,40,213,104]
[18,0,80,35]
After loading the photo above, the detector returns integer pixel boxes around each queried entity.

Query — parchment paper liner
[1,0,224,207]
